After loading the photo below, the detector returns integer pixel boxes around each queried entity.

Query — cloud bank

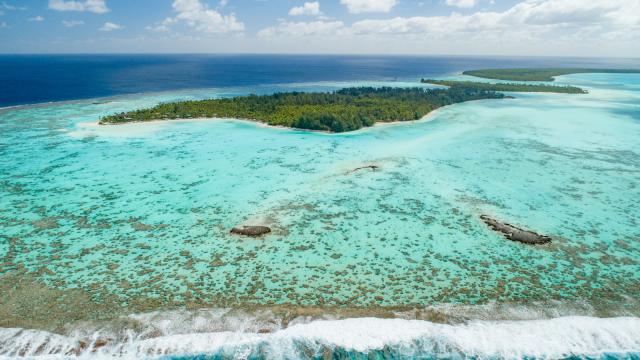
[260,0,640,41]
[155,0,244,34]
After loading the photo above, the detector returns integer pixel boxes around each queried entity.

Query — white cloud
[62,19,84,27]
[340,0,396,13]
[289,2,321,16]
[257,0,640,40]
[445,0,476,8]
[28,15,45,21]
[49,0,108,13]
[258,20,345,37]
[99,21,123,31]
[157,0,244,33]
[348,0,640,37]
[255,0,640,56]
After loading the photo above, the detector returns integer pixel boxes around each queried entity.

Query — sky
[0,0,639,56]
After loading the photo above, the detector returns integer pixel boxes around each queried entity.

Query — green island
[462,68,640,82]
[421,79,587,94]
[99,87,506,132]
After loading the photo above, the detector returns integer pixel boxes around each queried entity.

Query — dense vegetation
[421,79,587,94]
[462,68,640,82]
[100,87,506,132]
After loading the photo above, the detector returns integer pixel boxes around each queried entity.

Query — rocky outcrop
[230,225,271,237]
[480,215,551,245]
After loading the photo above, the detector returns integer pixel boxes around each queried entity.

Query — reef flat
[99,87,505,132]
[462,68,640,81]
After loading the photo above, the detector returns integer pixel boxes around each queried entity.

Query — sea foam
[1,316,639,359]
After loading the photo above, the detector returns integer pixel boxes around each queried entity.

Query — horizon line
[1,52,639,60]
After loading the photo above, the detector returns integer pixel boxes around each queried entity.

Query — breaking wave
[1,310,639,359]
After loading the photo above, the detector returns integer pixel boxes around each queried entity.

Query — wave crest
[1,315,639,359]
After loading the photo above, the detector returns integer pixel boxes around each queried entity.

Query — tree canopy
[100,87,506,132]
[462,68,640,82]
[421,79,587,94]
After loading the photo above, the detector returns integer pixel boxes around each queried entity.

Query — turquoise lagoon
[1,74,640,358]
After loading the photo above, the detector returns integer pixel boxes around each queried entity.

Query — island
[421,79,587,94]
[99,87,507,132]
[462,68,640,82]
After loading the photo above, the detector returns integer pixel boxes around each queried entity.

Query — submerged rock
[230,225,271,237]
[348,165,379,174]
[480,215,551,245]
[92,338,110,350]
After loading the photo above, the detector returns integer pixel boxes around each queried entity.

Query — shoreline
[94,116,335,134]
[92,105,450,134]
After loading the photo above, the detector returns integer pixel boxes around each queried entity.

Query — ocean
[1,55,640,359]
[2,54,640,108]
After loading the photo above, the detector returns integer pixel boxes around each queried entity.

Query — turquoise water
[1,73,640,358]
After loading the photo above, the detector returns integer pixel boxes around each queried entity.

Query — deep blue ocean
[1,54,639,107]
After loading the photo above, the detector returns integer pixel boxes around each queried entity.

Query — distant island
[421,79,586,94]
[462,68,640,82]
[100,87,506,132]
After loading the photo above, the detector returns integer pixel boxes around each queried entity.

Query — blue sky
[0,0,639,56]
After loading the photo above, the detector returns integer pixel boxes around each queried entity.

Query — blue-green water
[1,73,639,358]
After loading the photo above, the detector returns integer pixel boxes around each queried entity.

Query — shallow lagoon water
[1,74,640,358]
